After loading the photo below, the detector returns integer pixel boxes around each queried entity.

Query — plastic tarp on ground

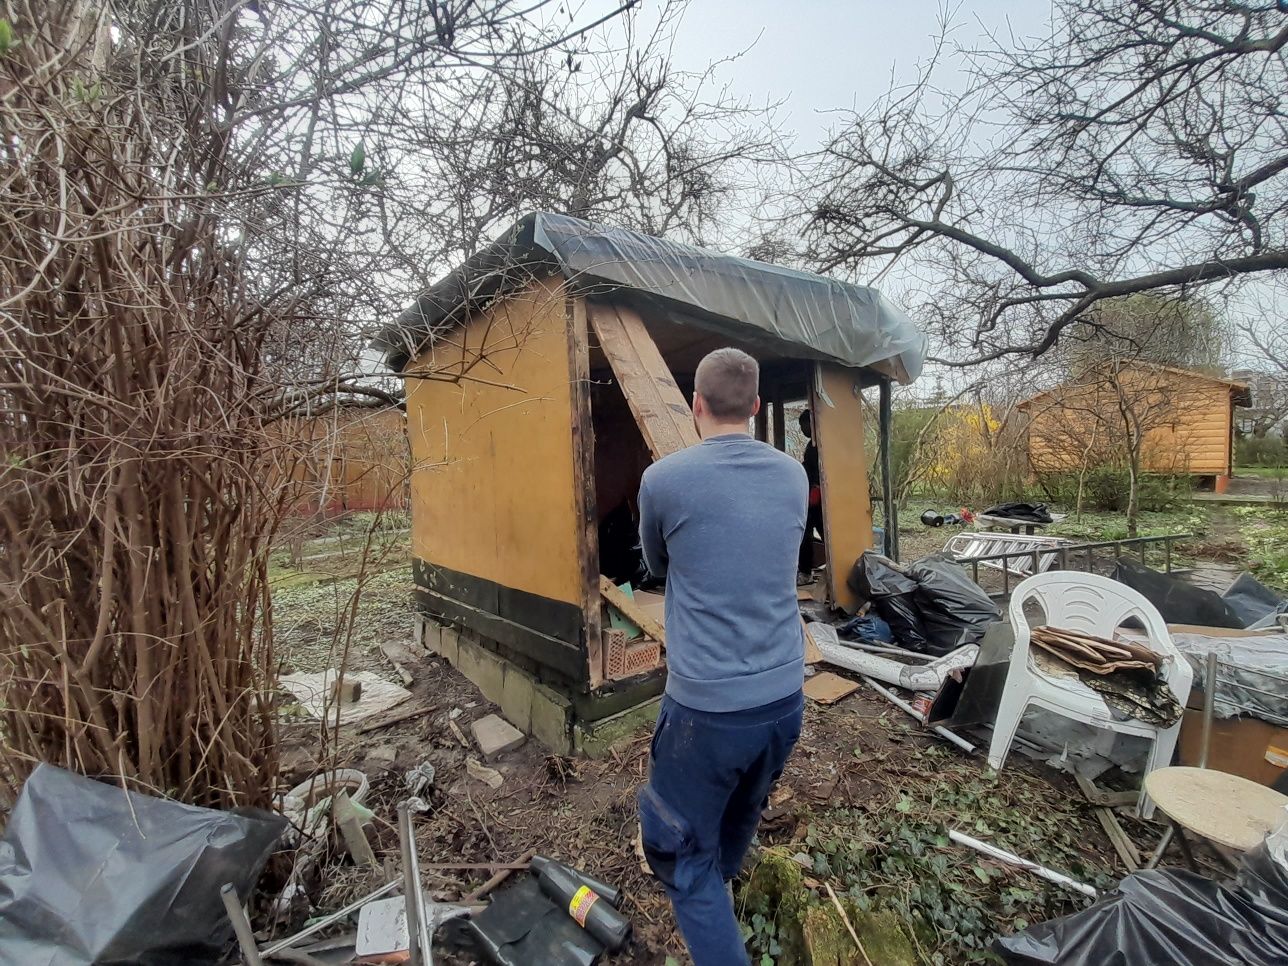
[375,212,925,381]
[0,763,286,966]
[996,844,1288,965]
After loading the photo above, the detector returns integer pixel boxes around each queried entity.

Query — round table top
[1144,766,1288,852]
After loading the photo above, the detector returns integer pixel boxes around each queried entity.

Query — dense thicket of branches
[805,0,1288,365]
[0,0,760,805]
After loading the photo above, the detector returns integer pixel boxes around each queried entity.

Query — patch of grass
[1047,506,1209,542]
[1231,506,1288,591]
[1236,465,1288,480]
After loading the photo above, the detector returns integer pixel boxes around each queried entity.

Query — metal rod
[879,378,897,561]
[1145,825,1174,869]
[1200,651,1218,769]
[221,884,266,966]
[262,880,401,956]
[399,804,426,966]
[862,676,976,754]
[948,830,1097,898]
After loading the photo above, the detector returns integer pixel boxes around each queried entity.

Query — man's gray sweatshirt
[637,433,808,713]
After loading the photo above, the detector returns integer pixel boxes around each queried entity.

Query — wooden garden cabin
[374,214,923,747]
[1020,362,1250,487]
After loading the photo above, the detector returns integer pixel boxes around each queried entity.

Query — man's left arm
[637,474,669,577]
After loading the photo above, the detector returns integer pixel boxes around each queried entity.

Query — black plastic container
[531,856,624,909]
[537,861,632,952]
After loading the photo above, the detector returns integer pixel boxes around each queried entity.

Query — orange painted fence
[273,407,409,515]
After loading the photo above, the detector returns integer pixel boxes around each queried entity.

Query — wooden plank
[1092,805,1141,871]
[804,671,860,705]
[566,296,603,687]
[1074,773,1140,808]
[812,363,873,611]
[802,619,823,665]
[588,303,699,461]
[600,576,666,648]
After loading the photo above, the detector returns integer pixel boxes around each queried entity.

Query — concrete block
[471,713,526,759]
[436,623,459,664]
[456,636,505,705]
[529,682,574,755]
[499,666,534,734]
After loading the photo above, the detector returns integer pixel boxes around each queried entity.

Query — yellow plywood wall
[813,363,872,611]
[1027,368,1233,476]
[404,278,582,605]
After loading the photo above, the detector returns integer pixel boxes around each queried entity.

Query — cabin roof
[372,213,924,383]
[1018,360,1252,409]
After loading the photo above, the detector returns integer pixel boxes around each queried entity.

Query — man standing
[636,347,807,965]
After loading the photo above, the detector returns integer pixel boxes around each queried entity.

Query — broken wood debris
[599,576,666,646]
[804,671,860,705]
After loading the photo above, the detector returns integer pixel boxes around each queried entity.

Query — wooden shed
[274,405,409,515]
[374,213,923,745]
[1020,361,1250,483]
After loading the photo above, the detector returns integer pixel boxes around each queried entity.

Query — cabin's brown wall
[404,278,582,607]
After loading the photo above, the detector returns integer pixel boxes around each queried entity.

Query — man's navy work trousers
[638,690,804,966]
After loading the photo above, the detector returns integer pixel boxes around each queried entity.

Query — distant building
[1019,361,1250,483]
[1230,368,1288,438]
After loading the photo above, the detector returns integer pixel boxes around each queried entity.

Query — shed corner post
[565,293,602,689]
[879,377,898,562]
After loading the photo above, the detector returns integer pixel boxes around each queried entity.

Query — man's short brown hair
[694,347,759,420]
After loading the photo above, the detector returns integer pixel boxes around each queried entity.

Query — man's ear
[692,393,706,420]
[750,395,761,419]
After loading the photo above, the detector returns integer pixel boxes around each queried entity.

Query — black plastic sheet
[0,763,285,966]
[996,844,1288,965]
[1111,558,1244,628]
[847,552,933,653]
[1223,571,1288,628]
[469,876,602,966]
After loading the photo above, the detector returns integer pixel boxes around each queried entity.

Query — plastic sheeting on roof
[375,213,924,382]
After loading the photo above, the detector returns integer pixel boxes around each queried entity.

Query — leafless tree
[1,0,763,806]
[804,1,1288,365]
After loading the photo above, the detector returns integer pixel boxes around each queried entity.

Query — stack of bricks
[602,628,662,681]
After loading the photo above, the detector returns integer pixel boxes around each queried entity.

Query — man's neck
[700,423,750,440]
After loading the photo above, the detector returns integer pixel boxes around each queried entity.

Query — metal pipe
[862,676,976,754]
[879,378,897,561]
[221,884,266,966]
[399,804,426,966]
[262,880,401,956]
[1200,651,1218,769]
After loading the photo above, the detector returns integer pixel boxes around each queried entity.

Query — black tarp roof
[372,213,924,382]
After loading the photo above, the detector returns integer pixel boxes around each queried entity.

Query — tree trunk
[1126,452,1140,538]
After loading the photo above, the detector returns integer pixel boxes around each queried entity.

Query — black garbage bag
[847,552,933,653]
[906,553,1001,652]
[0,763,286,966]
[996,843,1288,965]
[1111,558,1243,628]
[983,502,1053,524]
[1223,571,1288,628]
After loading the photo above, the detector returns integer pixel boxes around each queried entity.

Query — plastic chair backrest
[1007,571,1188,684]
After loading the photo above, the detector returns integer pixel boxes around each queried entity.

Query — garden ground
[264,499,1283,964]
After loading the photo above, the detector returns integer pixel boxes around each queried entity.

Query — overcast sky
[663,0,1051,154]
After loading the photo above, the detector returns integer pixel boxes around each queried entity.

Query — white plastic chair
[989,571,1193,819]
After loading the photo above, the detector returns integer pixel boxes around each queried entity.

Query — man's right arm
[637,474,669,577]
